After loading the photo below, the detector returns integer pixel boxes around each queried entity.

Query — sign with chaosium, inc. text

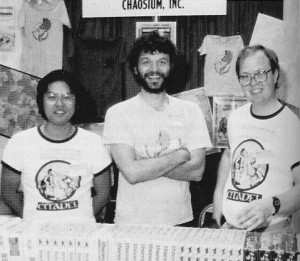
[82,0,227,18]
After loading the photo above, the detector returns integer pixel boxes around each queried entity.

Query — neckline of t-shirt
[27,0,61,11]
[137,93,171,113]
[37,125,78,143]
[209,35,241,43]
[250,103,285,120]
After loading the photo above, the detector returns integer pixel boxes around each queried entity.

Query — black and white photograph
[0,0,299,260]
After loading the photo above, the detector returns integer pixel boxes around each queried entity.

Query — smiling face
[134,51,171,94]
[43,81,76,126]
[239,50,278,107]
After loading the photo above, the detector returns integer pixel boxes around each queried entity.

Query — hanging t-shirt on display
[198,35,244,96]
[19,0,71,78]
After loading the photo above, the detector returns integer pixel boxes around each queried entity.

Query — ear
[274,69,279,83]
[134,67,138,75]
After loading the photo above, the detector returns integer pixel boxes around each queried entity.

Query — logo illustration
[232,139,268,191]
[32,18,51,41]
[36,160,81,202]
[214,50,232,75]
[144,130,183,158]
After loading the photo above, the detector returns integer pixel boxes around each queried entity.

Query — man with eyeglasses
[213,44,300,233]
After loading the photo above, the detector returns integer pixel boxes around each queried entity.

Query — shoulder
[5,127,38,150]
[105,96,140,123]
[229,102,251,119]
[77,127,104,141]
[106,96,138,115]
[169,96,200,110]
[280,105,300,130]
[281,103,300,120]
[109,96,138,110]
[76,128,108,152]
[10,126,38,140]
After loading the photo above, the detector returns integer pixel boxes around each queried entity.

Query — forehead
[240,51,270,72]
[139,51,170,61]
[47,81,71,93]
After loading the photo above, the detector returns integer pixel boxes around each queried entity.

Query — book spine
[22,231,37,261]
[67,236,75,261]
[75,237,83,261]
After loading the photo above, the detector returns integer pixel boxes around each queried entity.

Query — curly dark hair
[36,69,90,124]
[128,31,177,74]
[127,31,190,94]
[236,44,280,89]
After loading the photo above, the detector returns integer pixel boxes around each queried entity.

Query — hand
[177,147,191,163]
[213,190,224,227]
[235,197,273,231]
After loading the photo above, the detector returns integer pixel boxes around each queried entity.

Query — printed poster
[212,96,248,148]
[173,87,212,139]
[0,64,44,137]
[136,22,176,45]
[0,1,15,52]
[173,87,220,154]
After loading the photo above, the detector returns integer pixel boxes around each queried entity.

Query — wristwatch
[272,196,280,216]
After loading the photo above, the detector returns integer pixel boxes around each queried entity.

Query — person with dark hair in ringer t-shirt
[1,69,112,223]
[213,45,300,233]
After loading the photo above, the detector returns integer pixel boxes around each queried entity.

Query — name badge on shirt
[167,116,184,127]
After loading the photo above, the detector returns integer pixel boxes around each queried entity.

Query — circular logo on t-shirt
[231,139,268,191]
[36,160,81,202]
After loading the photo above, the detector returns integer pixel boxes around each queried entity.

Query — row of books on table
[0,216,298,261]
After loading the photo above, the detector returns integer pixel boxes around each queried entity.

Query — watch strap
[272,196,280,216]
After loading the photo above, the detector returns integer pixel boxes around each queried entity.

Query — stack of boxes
[0,216,297,261]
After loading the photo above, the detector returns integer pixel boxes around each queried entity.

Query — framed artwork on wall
[212,96,248,148]
[136,22,177,45]
[0,64,44,137]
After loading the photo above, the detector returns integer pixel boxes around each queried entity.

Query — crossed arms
[108,143,206,184]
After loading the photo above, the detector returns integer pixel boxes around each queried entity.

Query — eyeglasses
[45,92,75,103]
[238,69,272,87]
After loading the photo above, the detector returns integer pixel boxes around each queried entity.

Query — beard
[134,71,172,94]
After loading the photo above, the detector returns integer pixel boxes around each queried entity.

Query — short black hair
[128,31,177,74]
[36,69,85,123]
[236,44,280,88]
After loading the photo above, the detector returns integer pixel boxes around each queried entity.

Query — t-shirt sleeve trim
[291,161,300,171]
[1,161,21,175]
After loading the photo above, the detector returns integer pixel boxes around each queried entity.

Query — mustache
[144,72,166,78]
